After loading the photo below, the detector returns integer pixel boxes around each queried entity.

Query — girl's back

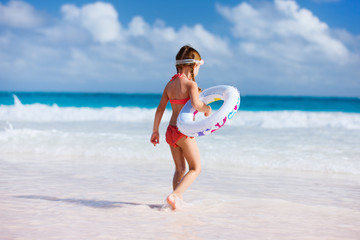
[166,75,194,126]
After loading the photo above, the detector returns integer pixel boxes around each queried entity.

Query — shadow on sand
[15,195,164,210]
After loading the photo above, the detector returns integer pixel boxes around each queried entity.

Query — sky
[0,0,359,97]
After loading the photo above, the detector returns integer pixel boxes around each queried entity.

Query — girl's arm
[188,82,211,116]
[150,88,169,146]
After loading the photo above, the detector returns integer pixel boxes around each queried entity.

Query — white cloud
[55,3,230,59]
[180,24,231,56]
[274,0,348,60]
[217,2,267,40]
[61,2,121,43]
[0,0,43,28]
[128,16,151,37]
[125,16,230,56]
[217,0,349,63]
[61,4,80,21]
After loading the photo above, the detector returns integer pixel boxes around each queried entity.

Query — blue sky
[0,0,359,96]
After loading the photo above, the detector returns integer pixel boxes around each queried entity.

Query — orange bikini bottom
[165,125,193,148]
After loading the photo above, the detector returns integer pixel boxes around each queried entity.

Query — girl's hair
[176,45,202,91]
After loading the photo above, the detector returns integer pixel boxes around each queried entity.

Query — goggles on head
[176,59,204,66]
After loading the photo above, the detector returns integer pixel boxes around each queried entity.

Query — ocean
[1,92,360,239]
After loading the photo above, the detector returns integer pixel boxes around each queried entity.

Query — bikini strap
[170,73,188,81]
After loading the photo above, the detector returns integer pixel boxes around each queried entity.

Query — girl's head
[175,45,203,84]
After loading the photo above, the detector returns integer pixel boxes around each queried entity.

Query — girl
[150,45,211,210]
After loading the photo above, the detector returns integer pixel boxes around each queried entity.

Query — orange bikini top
[169,74,190,104]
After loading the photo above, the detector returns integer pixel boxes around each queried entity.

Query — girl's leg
[173,137,201,195]
[167,137,201,209]
[169,145,186,191]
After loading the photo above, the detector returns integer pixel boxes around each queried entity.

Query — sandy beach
[1,157,360,240]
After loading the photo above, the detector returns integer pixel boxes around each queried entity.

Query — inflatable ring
[177,85,240,137]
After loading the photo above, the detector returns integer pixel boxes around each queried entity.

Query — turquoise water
[0,92,359,112]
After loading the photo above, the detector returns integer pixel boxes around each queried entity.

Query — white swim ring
[177,85,240,137]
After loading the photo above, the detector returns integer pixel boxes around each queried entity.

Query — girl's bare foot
[166,194,177,210]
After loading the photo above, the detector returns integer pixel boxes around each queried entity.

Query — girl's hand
[150,132,160,146]
[204,105,212,117]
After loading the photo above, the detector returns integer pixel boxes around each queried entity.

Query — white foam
[1,99,360,129]
[1,96,359,175]
[1,125,359,175]
[231,111,360,129]
[1,98,167,123]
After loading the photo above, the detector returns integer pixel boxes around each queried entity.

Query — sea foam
[1,96,360,129]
